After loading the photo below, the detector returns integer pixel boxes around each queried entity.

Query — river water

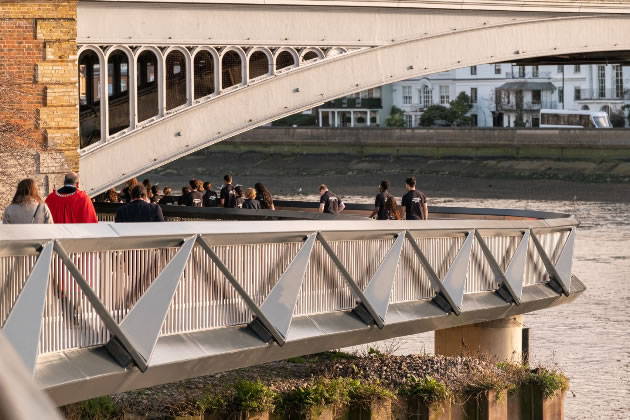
[325,195,629,420]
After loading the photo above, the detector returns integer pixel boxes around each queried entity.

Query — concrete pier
[435,315,523,363]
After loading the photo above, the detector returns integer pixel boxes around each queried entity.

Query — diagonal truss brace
[53,241,148,371]
[316,232,385,329]
[405,231,473,316]
[2,241,53,375]
[108,235,197,368]
[196,236,287,346]
[249,234,316,342]
[355,232,405,325]
[531,229,575,296]
[475,230,530,305]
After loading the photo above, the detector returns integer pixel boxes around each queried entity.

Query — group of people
[2,172,428,224]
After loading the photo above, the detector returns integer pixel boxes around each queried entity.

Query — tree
[385,106,405,127]
[449,92,473,126]
[419,105,454,127]
[609,108,626,128]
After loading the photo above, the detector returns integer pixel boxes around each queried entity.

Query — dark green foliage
[525,368,569,399]
[385,106,405,127]
[420,92,473,127]
[62,396,120,420]
[398,375,450,404]
[419,105,454,127]
[276,377,351,417]
[609,109,626,127]
[232,379,278,413]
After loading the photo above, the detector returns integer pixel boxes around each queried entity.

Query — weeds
[61,396,120,420]
[398,375,450,404]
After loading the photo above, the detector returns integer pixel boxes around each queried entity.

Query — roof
[497,81,556,91]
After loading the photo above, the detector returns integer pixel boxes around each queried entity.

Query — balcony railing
[575,88,630,101]
[494,100,557,112]
[505,70,553,79]
[320,97,382,109]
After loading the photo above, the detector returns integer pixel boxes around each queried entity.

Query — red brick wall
[0,1,78,207]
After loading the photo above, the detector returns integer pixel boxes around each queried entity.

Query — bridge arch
[135,46,164,126]
[191,47,219,102]
[220,47,247,91]
[300,47,325,64]
[104,45,135,138]
[274,47,299,73]
[247,47,273,81]
[325,47,347,58]
[78,45,106,150]
[162,46,192,113]
[78,14,630,195]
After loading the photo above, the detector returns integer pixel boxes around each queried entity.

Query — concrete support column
[435,315,523,363]
[350,110,355,127]
[318,109,323,127]
[366,110,371,126]
[334,111,339,127]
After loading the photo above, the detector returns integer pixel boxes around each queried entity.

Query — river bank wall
[223,127,630,162]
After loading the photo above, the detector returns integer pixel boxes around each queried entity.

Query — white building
[390,64,630,127]
[317,85,393,127]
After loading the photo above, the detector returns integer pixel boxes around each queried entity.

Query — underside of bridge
[75,1,630,194]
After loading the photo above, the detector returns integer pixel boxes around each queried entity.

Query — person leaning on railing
[2,178,54,224]
[115,184,164,223]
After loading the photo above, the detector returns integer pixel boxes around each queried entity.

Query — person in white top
[3,178,53,224]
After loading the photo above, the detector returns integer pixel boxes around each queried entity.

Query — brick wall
[0,1,78,208]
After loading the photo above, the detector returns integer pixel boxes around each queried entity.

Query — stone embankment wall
[227,127,630,162]
[0,0,78,205]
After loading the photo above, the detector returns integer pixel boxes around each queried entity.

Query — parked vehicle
[540,109,611,128]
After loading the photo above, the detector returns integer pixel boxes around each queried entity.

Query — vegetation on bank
[59,352,569,419]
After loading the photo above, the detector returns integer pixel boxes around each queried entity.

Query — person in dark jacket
[184,179,204,207]
[158,186,176,205]
[202,181,218,207]
[115,185,164,222]
[254,182,275,210]
[234,185,245,208]
[242,188,261,209]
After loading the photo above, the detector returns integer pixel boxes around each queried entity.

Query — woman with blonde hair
[3,178,53,224]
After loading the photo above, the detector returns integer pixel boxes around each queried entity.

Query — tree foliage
[419,92,473,127]
[385,106,405,127]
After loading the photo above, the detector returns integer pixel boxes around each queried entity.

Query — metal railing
[0,205,577,366]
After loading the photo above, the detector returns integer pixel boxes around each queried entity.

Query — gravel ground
[110,352,511,417]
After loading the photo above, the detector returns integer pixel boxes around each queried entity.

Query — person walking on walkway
[385,196,402,220]
[318,184,345,214]
[401,176,428,220]
[220,174,237,208]
[115,185,164,222]
[202,182,218,207]
[3,179,54,224]
[369,180,393,220]
[243,188,261,209]
[45,172,97,224]
[184,179,204,207]
[255,183,275,210]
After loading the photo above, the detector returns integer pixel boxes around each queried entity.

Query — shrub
[276,377,351,417]
[232,379,278,413]
[526,368,569,399]
[61,396,119,420]
[347,379,395,407]
[398,375,450,404]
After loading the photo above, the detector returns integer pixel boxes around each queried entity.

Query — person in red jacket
[45,172,98,224]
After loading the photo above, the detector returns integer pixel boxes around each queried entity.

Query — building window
[494,64,501,75]
[470,87,478,104]
[518,66,525,78]
[532,90,541,105]
[471,114,478,126]
[558,87,564,104]
[598,65,606,98]
[574,64,581,73]
[614,64,623,98]
[404,114,413,127]
[423,86,432,106]
[367,88,374,98]
[532,66,539,78]
[402,86,412,104]
[557,65,564,73]
[574,86,581,100]
[470,66,477,75]
[439,85,450,104]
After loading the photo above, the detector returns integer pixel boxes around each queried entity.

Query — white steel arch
[246,47,273,81]
[300,47,325,64]
[191,47,220,102]
[219,46,247,91]
[77,45,107,152]
[134,46,165,126]
[273,47,299,73]
[162,46,193,113]
[104,45,136,136]
[79,15,630,194]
